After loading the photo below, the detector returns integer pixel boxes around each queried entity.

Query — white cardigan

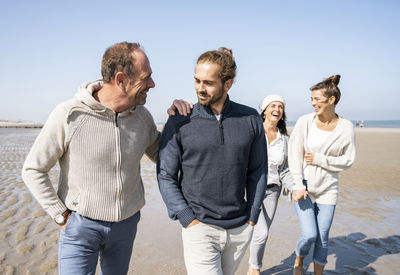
[288,113,356,205]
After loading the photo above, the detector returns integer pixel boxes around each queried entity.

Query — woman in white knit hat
[247,94,293,275]
[289,75,356,275]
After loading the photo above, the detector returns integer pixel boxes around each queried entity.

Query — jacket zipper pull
[115,113,119,127]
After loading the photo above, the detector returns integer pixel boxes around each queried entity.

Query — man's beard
[197,88,224,107]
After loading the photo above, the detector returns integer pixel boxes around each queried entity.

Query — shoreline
[157,124,400,132]
[2,119,400,130]
[0,120,43,128]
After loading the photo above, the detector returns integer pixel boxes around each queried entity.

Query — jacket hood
[74,79,137,116]
[75,79,108,112]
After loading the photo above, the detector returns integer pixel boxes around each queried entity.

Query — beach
[0,127,399,275]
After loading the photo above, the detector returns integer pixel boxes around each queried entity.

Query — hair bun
[310,75,341,105]
[327,75,341,86]
[218,47,233,56]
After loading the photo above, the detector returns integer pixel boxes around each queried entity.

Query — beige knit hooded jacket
[22,80,160,222]
[288,113,356,205]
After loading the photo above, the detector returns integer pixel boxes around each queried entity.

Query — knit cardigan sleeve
[288,115,308,191]
[312,121,356,172]
[144,121,160,163]
[136,106,161,163]
[21,103,69,218]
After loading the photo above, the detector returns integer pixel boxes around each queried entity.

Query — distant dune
[0,120,43,128]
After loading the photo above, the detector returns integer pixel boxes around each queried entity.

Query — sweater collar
[194,96,232,119]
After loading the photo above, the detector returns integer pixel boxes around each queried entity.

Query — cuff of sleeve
[292,180,306,191]
[47,202,68,219]
[292,186,307,191]
[249,206,261,224]
[177,207,196,228]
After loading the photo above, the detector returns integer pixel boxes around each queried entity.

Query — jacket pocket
[67,193,80,212]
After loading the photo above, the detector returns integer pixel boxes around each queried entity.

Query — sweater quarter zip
[218,118,224,145]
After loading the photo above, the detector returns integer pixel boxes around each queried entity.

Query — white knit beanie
[259,94,285,112]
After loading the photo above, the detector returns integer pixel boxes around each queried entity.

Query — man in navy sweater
[157,47,268,275]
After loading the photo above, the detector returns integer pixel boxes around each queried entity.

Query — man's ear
[329,96,336,105]
[224,78,233,93]
[115,72,126,88]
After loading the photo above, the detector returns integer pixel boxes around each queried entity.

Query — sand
[0,127,399,274]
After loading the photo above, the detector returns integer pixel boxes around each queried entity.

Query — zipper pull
[218,119,224,144]
[115,113,119,127]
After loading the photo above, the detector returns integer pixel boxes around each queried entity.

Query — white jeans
[182,221,254,275]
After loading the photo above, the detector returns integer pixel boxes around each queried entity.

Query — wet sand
[0,127,399,274]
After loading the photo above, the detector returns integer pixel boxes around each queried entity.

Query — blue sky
[0,0,399,123]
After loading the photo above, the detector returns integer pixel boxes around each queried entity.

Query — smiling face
[194,62,232,113]
[123,50,155,106]
[264,101,284,124]
[311,89,335,115]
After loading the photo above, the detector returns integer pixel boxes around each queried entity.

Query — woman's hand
[304,152,315,165]
[292,189,308,202]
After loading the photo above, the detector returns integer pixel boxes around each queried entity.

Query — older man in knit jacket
[21,42,191,275]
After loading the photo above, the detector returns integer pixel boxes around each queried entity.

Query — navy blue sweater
[157,98,268,229]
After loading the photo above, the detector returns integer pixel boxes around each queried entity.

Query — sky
[0,0,399,123]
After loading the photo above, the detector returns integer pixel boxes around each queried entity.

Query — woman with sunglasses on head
[289,75,356,275]
[247,94,293,275]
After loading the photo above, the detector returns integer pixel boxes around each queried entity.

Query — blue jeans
[58,211,140,275]
[294,196,335,265]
